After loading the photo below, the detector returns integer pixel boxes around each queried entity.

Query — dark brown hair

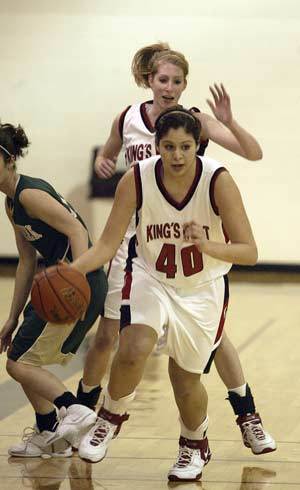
[0,122,30,162]
[155,106,201,145]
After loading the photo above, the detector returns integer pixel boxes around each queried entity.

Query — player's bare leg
[22,384,55,414]
[77,316,119,409]
[6,359,68,402]
[79,324,157,462]
[214,332,245,388]
[107,324,157,398]
[168,358,207,429]
[83,317,119,386]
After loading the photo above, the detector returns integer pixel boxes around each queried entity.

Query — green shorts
[9,268,108,366]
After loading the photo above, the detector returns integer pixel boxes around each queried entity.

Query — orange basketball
[31,264,91,324]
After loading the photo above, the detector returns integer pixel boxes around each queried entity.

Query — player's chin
[171,165,185,173]
[162,96,176,106]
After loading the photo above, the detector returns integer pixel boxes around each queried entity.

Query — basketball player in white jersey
[68,107,264,481]
[77,43,276,455]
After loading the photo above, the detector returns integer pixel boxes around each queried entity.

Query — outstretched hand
[0,318,18,354]
[206,83,233,126]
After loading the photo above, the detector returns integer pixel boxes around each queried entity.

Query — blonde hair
[131,42,189,88]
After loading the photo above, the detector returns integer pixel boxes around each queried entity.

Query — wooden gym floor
[0,269,299,489]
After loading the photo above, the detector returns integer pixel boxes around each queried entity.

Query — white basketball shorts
[120,263,229,374]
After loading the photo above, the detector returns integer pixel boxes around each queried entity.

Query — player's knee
[93,318,119,351]
[93,329,118,351]
[117,340,151,366]
[6,358,21,380]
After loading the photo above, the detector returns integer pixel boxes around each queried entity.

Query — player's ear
[7,156,15,168]
[148,73,154,88]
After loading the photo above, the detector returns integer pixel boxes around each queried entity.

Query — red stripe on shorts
[122,271,133,300]
[214,299,228,344]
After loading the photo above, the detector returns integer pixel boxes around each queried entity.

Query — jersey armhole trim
[133,163,143,211]
[198,139,209,156]
[209,167,227,215]
[190,107,209,156]
[5,196,13,211]
[118,105,131,139]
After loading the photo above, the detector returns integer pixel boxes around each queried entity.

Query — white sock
[103,386,136,414]
[228,383,247,397]
[81,380,100,393]
[179,415,209,440]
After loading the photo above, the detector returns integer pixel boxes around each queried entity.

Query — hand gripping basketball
[31,264,91,324]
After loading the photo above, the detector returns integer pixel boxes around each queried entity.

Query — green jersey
[6,174,91,266]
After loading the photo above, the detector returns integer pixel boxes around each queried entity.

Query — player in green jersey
[0,122,107,458]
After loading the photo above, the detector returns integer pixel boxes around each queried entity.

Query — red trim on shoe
[179,436,211,464]
[97,406,130,437]
[98,407,130,425]
[168,473,202,482]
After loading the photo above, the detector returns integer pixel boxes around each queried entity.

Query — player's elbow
[68,222,89,241]
[248,148,263,161]
[246,244,258,265]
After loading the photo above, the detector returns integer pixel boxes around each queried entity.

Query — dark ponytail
[0,122,30,162]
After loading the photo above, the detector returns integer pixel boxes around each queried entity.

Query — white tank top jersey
[119,101,209,168]
[132,155,232,288]
[120,101,157,168]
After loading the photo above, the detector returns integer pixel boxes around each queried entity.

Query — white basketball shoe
[236,413,277,454]
[8,426,72,458]
[168,436,211,482]
[51,404,97,446]
[79,407,129,462]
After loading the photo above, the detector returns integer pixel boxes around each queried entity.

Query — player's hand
[0,318,18,354]
[183,221,208,252]
[60,261,88,320]
[57,260,68,269]
[80,309,87,322]
[94,155,117,179]
[206,83,233,126]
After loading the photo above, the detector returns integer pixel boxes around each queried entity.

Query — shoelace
[174,446,195,468]
[22,427,38,443]
[90,419,114,446]
[243,421,265,441]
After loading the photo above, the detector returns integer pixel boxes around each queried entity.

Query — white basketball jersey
[133,155,232,288]
[120,101,209,236]
[120,101,208,168]
[121,101,157,168]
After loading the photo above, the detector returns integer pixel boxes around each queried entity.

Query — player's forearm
[9,259,37,320]
[69,227,89,261]
[225,119,263,161]
[71,239,118,275]
[201,240,258,266]
[99,136,122,161]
